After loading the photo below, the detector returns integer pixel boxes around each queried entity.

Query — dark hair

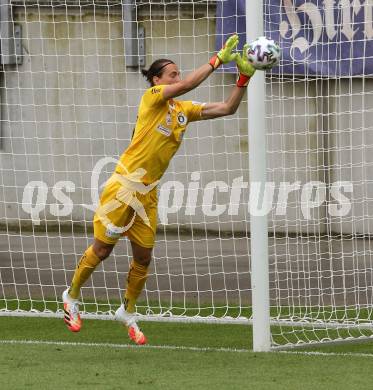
[141,59,175,86]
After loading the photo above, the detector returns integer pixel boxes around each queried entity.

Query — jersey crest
[177,112,187,126]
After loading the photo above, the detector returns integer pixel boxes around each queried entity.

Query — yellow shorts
[93,176,158,248]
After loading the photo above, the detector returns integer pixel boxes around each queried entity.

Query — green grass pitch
[1,316,373,389]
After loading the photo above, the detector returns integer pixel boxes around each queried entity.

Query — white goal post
[246,0,271,352]
[1,0,373,351]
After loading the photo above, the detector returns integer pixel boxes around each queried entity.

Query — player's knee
[135,255,152,267]
[131,241,153,267]
[92,240,114,261]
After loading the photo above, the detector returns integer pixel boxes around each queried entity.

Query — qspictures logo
[21,157,354,226]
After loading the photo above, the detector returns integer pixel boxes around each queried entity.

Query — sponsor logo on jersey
[177,112,187,126]
[151,87,161,94]
[166,113,172,125]
[156,124,172,137]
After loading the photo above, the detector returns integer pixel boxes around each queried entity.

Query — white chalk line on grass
[278,350,373,358]
[1,339,373,358]
[0,339,250,353]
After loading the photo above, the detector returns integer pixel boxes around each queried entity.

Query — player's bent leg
[63,239,115,333]
[115,241,152,345]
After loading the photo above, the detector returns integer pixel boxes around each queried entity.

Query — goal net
[1,0,373,349]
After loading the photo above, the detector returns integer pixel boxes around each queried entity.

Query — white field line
[1,339,373,358]
[0,339,250,353]
[277,350,373,358]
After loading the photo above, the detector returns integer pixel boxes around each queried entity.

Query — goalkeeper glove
[209,34,239,70]
[234,43,256,87]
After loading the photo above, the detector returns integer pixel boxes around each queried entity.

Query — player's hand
[209,34,239,70]
[234,43,256,87]
[218,34,239,64]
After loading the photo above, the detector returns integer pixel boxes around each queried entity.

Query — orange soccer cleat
[62,289,82,332]
[127,323,147,345]
[115,305,147,345]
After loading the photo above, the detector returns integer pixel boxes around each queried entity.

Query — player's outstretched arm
[200,43,256,120]
[162,35,238,100]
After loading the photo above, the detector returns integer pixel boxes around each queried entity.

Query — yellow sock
[68,245,101,299]
[124,260,148,313]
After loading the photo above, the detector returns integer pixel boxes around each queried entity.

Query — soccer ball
[246,36,281,70]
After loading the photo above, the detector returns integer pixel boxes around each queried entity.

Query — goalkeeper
[62,35,255,345]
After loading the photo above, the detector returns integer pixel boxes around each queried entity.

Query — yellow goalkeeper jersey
[115,84,204,185]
